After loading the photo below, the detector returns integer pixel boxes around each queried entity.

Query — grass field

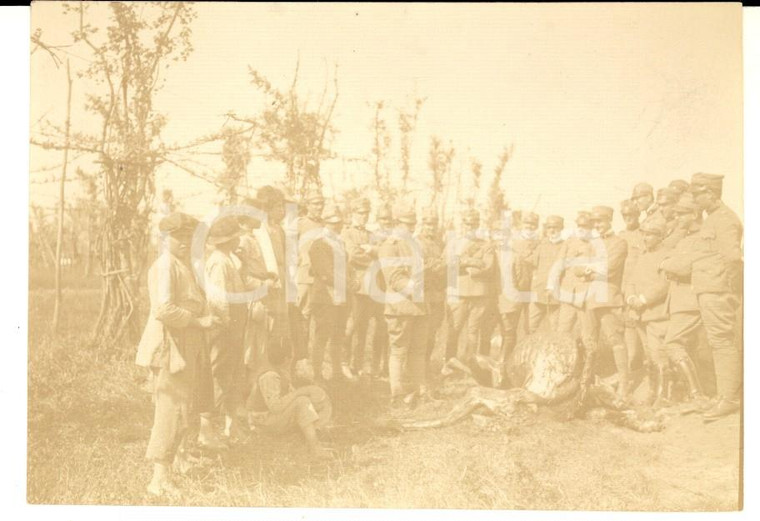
[27,286,741,510]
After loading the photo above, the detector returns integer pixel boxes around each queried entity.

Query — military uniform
[624,216,671,402]
[445,210,498,365]
[379,205,428,399]
[578,206,628,397]
[552,211,593,335]
[527,215,565,333]
[417,208,447,372]
[690,174,743,415]
[308,204,353,381]
[342,198,386,376]
[659,193,707,399]
[619,199,647,369]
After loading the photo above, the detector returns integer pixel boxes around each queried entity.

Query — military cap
[640,215,667,236]
[351,197,371,213]
[159,212,199,236]
[632,182,654,198]
[657,187,678,205]
[690,173,724,194]
[545,215,564,227]
[669,179,689,195]
[462,208,481,224]
[321,203,343,224]
[590,206,614,221]
[304,190,325,204]
[523,212,539,225]
[673,193,699,214]
[377,205,393,221]
[394,203,417,224]
[208,217,242,245]
[576,210,591,226]
[620,199,639,216]
[422,207,439,224]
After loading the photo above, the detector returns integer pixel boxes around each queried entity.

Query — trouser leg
[463,298,486,364]
[528,302,545,334]
[386,315,411,398]
[698,292,742,401]
[350,294,371,372]
[407,316,429,392]
[445,300,468,361]
[499,310,520,363]
[556,302,578,334]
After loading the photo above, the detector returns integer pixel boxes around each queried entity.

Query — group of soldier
[136,172,743,496]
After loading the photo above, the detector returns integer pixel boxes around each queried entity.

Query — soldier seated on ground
[247,339,334,460]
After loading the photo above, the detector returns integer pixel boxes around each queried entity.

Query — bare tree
[52,60,73,335]
[228,59,339,199]
[428,136,455,223]
[398,97,425,191]
[32,2,197,346]
[370,100,392,199]
[486,145,515,225]
[217,126,253,205]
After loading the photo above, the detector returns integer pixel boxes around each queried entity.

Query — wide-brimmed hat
[208,217,242,245]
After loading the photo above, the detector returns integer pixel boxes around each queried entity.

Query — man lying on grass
[247,338,334,461]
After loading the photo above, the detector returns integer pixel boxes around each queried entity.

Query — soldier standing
[379,204,428,407]
[659,193,709,404]
[632,182,657,218]
[689,173,743,421]
[342,197,382,379]
[577,206,629,402]
[619,199,646,371]
[527,215,565,333]
[368,204,393,377]
[293,191,325,370]
[444,209,497,368]
[308,203,354,383]
[657,187,686,249]
[417,207,447,376]
[551,211,593,336]
[624,216,671,406]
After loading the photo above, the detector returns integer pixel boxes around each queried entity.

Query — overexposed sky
[30,2,743,228]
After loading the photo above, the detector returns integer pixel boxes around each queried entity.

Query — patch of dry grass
[27,288,740,510]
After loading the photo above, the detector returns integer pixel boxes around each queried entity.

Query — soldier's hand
[196,315,222,329]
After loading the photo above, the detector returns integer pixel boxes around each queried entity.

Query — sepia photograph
[25,1,744,512]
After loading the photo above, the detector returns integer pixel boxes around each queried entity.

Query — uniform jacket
[136,252,206,371]
[308,230,353,307]
[624,244,670,322]
[660,225,701,313]
[619,228,644,290]
[342,225,379,296]
[417,233,447,305]
[581,232,628,309]
[380,233,428,316]
[691,202,743,295]
[554,234,592,307]
[528,238,564,304]
[447,234,498,299]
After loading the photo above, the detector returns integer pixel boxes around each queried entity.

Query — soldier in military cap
[657,187,686,249]
[619,199,647,374]
[444,208,498,370]
[625,215,671,406]
[342,197,386,380]
[292,190,325,363]
[659,193,710,405]
[689,173,743,421]
[417,207,447,376]
[632,182,656,217]
[204,216,249,440]
[379,203,429,407]
[137,212,223,496]
[577,205,629,403]
[527,215,565,333]
[669,179,690,196]
[308,203,355,383]
[552,210,594,335]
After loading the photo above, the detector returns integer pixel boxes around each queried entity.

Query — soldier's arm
[379,241,413,293]
[469,243,497,279]
[342,230,374,269]
[309,239,336,286]
[714,215,743,265]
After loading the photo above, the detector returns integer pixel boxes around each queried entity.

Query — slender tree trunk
[52,60,73,335]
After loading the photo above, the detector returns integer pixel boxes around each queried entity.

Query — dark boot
[676,357,705,400]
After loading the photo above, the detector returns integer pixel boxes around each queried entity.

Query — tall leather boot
[676,357,704,399]
[653,364,671,409]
